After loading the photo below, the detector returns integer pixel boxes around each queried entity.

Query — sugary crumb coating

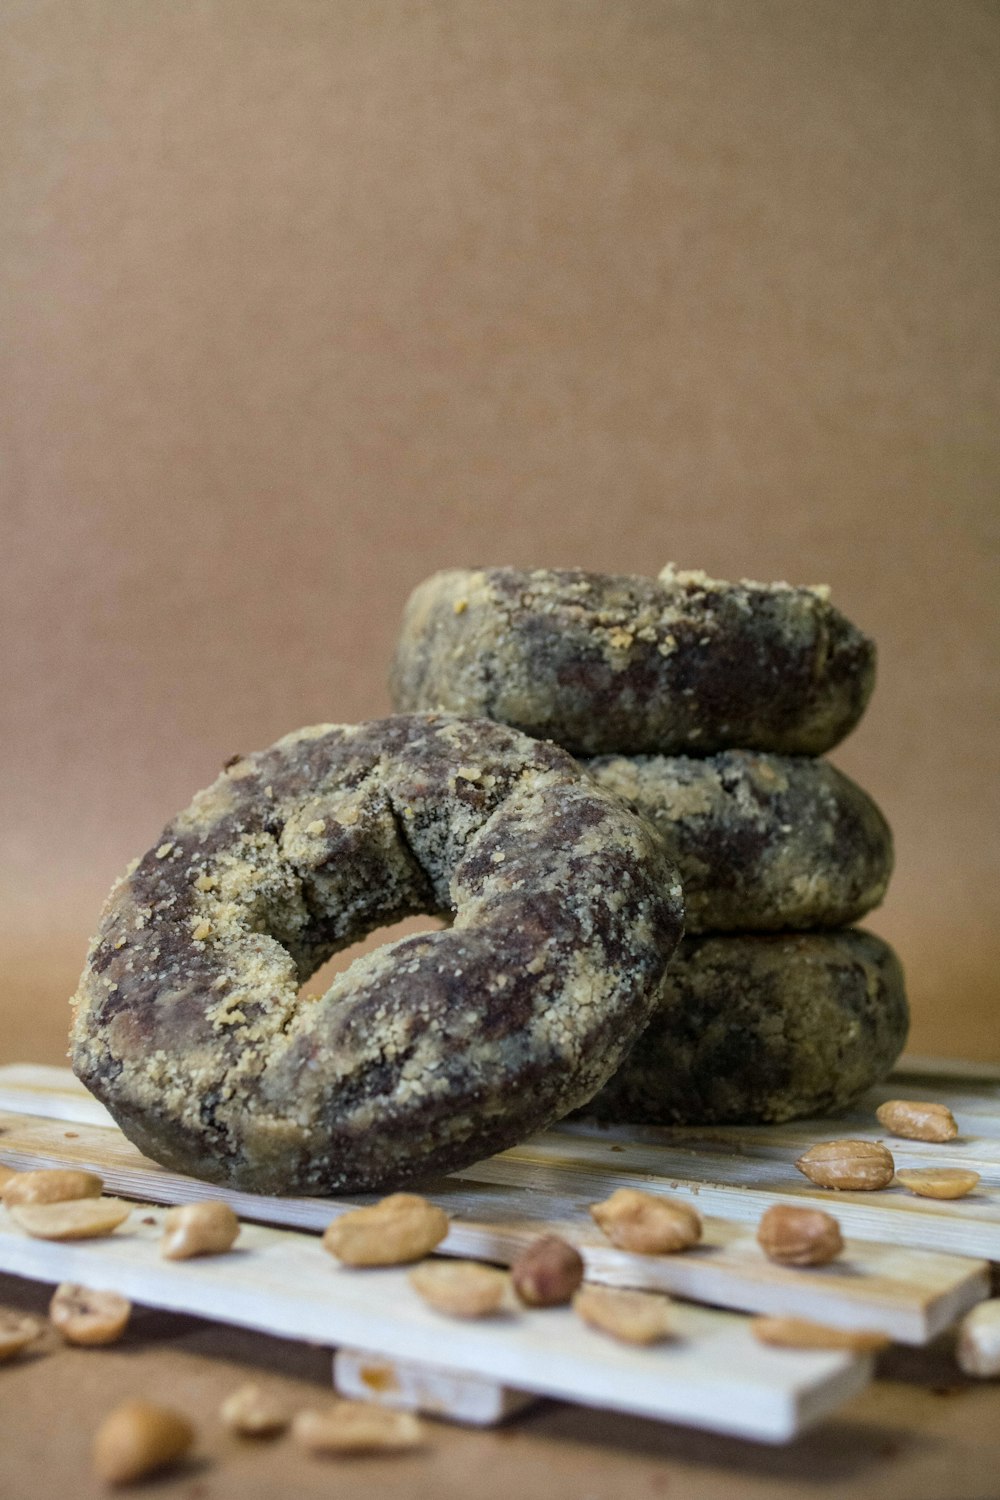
[583,929,908,1125]
[70,715,683,1194]
[390,566,875,756]
[585,751,893,932]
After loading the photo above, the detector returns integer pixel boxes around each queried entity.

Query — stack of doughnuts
[391,564,907,1125]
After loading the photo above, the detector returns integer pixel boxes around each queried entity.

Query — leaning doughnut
[586,750,892,932]
[70,714,684,1194]
[581,929,908,1126]
[390,565,875,756]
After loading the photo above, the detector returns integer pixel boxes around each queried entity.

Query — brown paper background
[3,0,999,1068]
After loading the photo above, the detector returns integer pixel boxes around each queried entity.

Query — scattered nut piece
[9,1198,131,1240]
[323,1193,448,1267]
[590,1188,701,1254]
[795,1140,895,1191]
[572,1284,672,1345]
[956,1299,1000,1377]
[409,1259,508,1318]
[756,1205,843,1266]
[50,1284,132,1346]
[0,1310,43,1363]
[93,1400,194,1485]
[751,1316,889,1352]
[875,1099,958,1143]
[160,1201,240,1260]
[895,1168,980,1200]
[219,1382,290,1437]
[2,1168,103,1207]
[511,1235,584,1306]
[292,1402,424,1454]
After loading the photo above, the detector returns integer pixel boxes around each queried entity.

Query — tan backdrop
[3,0,998,1068]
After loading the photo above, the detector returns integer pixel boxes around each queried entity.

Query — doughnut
[70,714,684,1194]
[581,929,908,1126]
[585,750,892,932]
[390,565,875,756]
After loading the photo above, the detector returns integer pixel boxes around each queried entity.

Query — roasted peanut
[511,1235,584,1306]
[50,1284,131,1346]
[2,1168,102,1207]
[590,1188,701,1253]
[795,1140,894,1191]
[756,1205,843,1266]
[323,1193,448,1267]
[751,1316,889,1352]
[160,1201,240,1259]
[956,1299,1000,1377]
[572,1284,672,1345]
[409,1259,508,1318]
[895,1167,979,1200]
[0,1310,43,1363]
[219,1382,290,1437]
[0,1166,19,1192]
[92,1400,194,1484]
[292,1402,424,1453]
[9,1197,131,1240]
[875,1099,958,1143]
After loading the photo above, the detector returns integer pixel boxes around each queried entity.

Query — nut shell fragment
[9,1198,131,1240]
[2,1169,102,1207]
[795,1140,895,1191]
[323,1194,449,1267]
[408,1260,508,1318]
[751,1316,889,1352]
[292,1402,424,1453]
[590,1188,702,1253]
[895,1168,979,1200]
[50,1284,132,1346]
[92,1399,194,1484]
[875,1099,958,1143]
[572,1284,672,1345]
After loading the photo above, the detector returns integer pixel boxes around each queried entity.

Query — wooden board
[0,1064,989,1346]
[0,1195,869,1444]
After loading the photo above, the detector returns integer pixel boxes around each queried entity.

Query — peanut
[572,1284,672,1345]
[589,1187,701,1253]
[0,1165,19,1191]
[875,1099,958,1143]
[292,1402,424,1454]
[9,1197,131,1240]
[323,1193,448,1267]
[956,1299,1000,1377]
[160,1201,240,1260]
[795,1140,895,1191]
[219,1382,290,1437]
[511,1235,584,1306]
[92,1400,194,1484]
[50,1284,132,1346]
[2,1168,102,1207]
[0,1310,43,1363]
[895,1167,979,1200]
[408,1259,508,1318]
[756,1205,843,1266]
[751,1316,889,1352]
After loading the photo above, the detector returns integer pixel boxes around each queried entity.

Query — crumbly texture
[70,714,683,1194]
[582,929,908,1125]
[585,750,892,932]
[390,566,875,756]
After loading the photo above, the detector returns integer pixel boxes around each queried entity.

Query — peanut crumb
[191,920,213,942]
[453,599,469,615]
[306,820,327,836]
[155,843,174,860]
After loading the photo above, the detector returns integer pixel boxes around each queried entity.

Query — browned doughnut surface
[390,566,875,756]
[70,715,683,1194]
[581,929,908,1126]
[586,751,893,932]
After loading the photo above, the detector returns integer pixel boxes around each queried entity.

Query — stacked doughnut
[391,564,907,1125]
